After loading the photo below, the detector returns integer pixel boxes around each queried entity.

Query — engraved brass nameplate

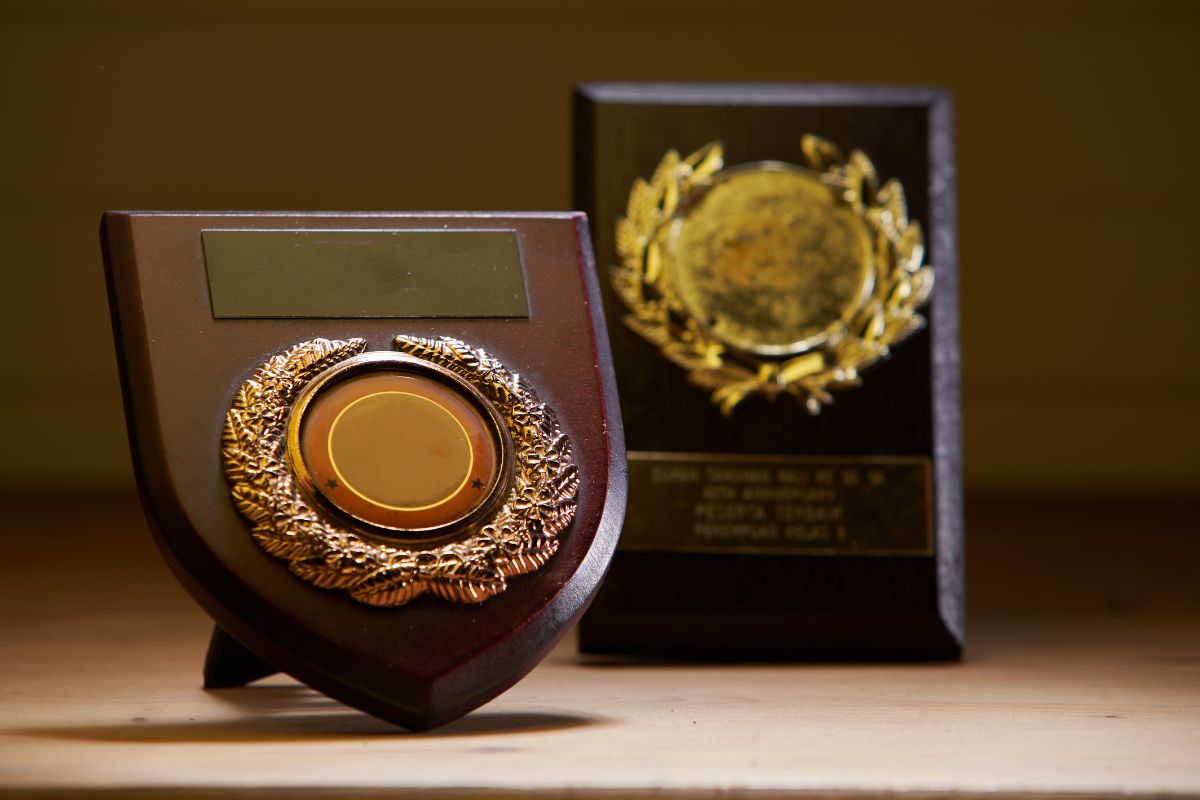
[203,229,528,319]
[622,452,932,556]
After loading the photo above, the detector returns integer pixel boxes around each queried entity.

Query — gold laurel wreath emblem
[221,335,579,606]
[613,135,934,415]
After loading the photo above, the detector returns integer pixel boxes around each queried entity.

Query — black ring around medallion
[285,352,512,536]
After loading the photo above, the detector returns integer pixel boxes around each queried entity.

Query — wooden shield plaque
[102,212,626,729]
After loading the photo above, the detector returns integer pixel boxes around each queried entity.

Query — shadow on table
[19,684,603,743]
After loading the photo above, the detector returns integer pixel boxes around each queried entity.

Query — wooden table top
[1,494,1196,799]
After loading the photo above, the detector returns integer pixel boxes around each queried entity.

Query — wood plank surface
[0,495,1196,798]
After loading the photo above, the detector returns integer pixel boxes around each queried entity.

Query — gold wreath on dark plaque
[612,135,935,415]
[221,335,578,606]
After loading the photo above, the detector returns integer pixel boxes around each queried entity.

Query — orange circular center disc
[297,372,501,532]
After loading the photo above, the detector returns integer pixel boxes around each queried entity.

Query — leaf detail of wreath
[613,136,934,415]
[221,336,578,606]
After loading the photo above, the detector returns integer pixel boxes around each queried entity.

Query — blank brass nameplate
[203,229,528,319]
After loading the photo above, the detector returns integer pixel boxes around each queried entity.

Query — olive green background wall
[1,0,1196,495]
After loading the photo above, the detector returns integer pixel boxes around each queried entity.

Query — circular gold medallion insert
[670,167,875,355]
[296,372,501,532]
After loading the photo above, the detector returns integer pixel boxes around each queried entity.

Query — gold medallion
[613,135,933,414]
[222,335,578,606]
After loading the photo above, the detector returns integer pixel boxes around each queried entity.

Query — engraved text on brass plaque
[622,452,932,556]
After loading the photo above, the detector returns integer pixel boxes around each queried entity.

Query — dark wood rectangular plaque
[574,83,963,659]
